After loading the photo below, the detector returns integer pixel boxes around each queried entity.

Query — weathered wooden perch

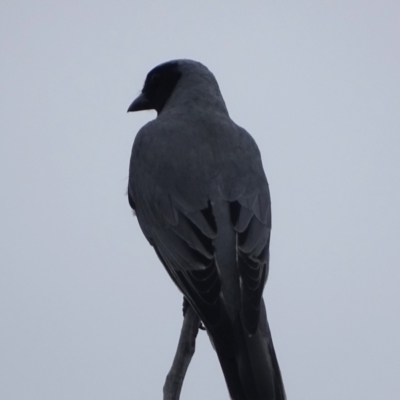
[163,304,200,400]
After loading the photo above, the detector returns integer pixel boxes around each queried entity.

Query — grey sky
[1,1,399,399]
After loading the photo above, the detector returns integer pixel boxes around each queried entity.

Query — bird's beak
[127,93,153,112]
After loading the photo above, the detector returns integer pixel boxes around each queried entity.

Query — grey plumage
[127,59,285,400]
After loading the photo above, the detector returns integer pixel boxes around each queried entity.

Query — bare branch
[163,304,200,400]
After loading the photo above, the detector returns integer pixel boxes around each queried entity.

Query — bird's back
[129,109,268,213]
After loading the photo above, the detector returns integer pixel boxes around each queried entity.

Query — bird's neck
[163,73,229,116]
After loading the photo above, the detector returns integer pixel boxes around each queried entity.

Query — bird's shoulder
[130,110,262,176]
[129,111,269,216]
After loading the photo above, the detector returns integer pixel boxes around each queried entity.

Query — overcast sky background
[1,1,399,399]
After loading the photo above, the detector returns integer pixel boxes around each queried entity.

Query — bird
[127,59,285,400]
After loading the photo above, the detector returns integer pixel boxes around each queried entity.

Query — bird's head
[127,60,182,114]
[127,59,224,115]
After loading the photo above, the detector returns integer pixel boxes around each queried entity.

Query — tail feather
[210,300,285,400]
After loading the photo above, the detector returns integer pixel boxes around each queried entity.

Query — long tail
[210,299,286,400]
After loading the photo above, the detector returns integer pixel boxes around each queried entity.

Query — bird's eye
[150,73,161,86]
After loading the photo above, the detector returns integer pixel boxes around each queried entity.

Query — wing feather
[232,188,271,333]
